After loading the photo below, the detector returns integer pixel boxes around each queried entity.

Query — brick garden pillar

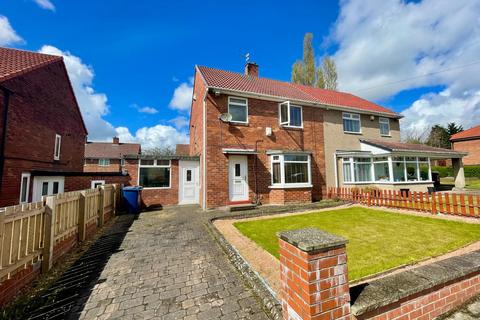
[278,228,351,320]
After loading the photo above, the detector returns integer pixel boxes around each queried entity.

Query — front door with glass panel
[32,176,64,201]
[228,155,248,202]
[179,161,199,204]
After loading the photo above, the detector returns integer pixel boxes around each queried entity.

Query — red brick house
[84,137,141,173]
[185,63,466,209]
[115,63,466,209]
[450,125,480,165]
[0,47,88,207]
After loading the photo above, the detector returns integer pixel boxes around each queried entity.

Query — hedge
[431,166,480,178]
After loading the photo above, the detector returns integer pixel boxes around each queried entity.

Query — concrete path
[75,206,270,320]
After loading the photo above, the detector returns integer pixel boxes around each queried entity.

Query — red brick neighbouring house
[450,125,480,165]
[84,137,141,173]
[0,47,88,207]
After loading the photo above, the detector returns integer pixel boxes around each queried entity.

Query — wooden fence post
[42,196,56,273]
[112,185,117,215]
[98,186,105,227]
[78,192,86,242]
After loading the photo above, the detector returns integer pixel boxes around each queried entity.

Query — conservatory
[334,139,467,192]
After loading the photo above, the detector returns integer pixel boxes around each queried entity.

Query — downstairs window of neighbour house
[139,159,171,188]
[271,154,311,186]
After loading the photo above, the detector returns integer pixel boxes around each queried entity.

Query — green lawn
[441,177,480,190]
[234,207,480,281]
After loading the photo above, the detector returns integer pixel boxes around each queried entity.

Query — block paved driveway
[76,205,270,320]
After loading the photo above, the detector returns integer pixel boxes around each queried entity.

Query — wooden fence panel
[0,202,45,280]
[327,187,480,219]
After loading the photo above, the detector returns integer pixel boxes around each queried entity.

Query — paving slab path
[75,205,270,320]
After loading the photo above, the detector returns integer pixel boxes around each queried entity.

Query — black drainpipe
[0,86,11,193]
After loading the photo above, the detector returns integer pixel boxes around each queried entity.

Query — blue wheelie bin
[122,186,143,214]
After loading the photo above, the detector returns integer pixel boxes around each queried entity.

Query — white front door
[32,176,64,201]
[179,161,199,204]
[229,155,249,202]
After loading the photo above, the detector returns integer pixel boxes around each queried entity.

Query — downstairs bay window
[342,155,432,184]
[271,154,311,188]
[139,159,171,188]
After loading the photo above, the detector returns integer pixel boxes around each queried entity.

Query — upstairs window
[98,159,110,166]
[54,134,61,160]
[379,117,390,136]
[279,101,303,128]
[228,97,248,123]
[139,159,171,188]
[343,113,361,133]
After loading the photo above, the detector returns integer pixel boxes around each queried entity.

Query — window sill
[380,134,392,138]
[280,125,303,131]
[269,184,313,189]
[141,186,172,190]
[343,131,363,135]
[229,121,249,126]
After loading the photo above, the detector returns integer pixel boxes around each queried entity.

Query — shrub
[431,165,480,178]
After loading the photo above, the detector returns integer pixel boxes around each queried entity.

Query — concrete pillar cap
[278,228,348,253]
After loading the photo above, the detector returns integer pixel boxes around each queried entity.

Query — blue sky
[1,0,480,147]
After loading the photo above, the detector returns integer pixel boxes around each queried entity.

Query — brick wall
[452,139,480,165]
[123,158,179,208]
[64,174,129,192]
[354,272,480,319]
[0,60,87,207]
[203,93,326,208]
[84,159,122,173]
[190,70,207,208]
[0,262,41,306]
[269,188,312,205]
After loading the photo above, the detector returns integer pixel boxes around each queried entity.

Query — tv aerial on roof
[219,113,233,123]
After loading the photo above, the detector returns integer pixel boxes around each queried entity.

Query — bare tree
[142,146,175,156]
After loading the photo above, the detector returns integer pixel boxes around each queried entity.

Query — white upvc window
[279,101,303,128]
[19,173,31,203]
[139,159,171,188]
[228,97,248,123]
[342,112,361,133]
[271,154,311,188]
[379,117,390,136]
[54,134,61,160]
[98,159,110,166]
[342,155,432,184]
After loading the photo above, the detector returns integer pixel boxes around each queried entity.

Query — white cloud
[330,0,480,137]
[39,45,117,140]
[138,106,158,114]
[33,0,55,11]
[169,80,193,112]
[115,125,189,149]
[168,116,189,129]
[0,16,24,46]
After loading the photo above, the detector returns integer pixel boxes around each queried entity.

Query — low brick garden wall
[278,227,480,320]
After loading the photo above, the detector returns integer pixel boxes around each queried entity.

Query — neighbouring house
[115,62,468,210]
[0,47,88,207]
[84,137,141,173]
[450,125,480,165]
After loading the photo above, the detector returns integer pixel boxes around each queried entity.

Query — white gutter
[208,86,403,119]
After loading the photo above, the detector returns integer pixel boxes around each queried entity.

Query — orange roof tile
[0,47,62,82]
[450,125,480,141]
[197,65,400,117]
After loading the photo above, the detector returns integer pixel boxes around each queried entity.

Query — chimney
[113,136,120,144]
[245,62,259,77]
